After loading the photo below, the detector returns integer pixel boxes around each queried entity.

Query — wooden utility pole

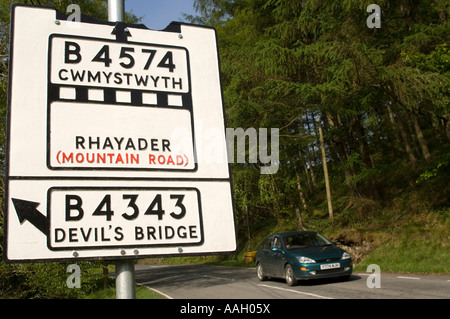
[318,117,333,219]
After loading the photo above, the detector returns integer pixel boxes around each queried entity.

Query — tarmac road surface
[134,264,450,299]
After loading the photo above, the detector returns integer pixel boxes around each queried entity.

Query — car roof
[268,231,317,238]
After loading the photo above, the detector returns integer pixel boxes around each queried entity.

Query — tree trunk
[387,104,403,148]
[353,115,381,200]
[295,207,305,231]
[297,117,313,193]
[397,113,418,169]
[305,110,318,188]
[270,174,282,214]
[318,117,333,219]
[294,171,307,231]
[295,170,309,212]
[299,150,313,193]
[102,262,109,289]
[307,156,318,189]
[444,115,450,142]
[354,115,374,169]
[412,113,431,164]
[308,110,321,177]
[245,205,253,251]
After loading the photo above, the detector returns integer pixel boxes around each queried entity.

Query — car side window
[271,237,281,250]
[263,237,271,250]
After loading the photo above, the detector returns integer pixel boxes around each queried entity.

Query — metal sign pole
[108,0,125,23]
[115,259,136,299]
[107,0,136,300]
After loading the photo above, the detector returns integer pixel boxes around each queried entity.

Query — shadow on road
[263,274,362,286]
[300,274,361,286]
[135,264,256,288]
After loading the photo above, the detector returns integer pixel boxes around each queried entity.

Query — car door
[269,236,286,277]
[257,237,272,274]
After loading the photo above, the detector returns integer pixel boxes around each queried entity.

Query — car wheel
[285,264,298,286]
[256,263,267,281]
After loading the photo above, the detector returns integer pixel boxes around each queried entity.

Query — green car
[255,231,353,286]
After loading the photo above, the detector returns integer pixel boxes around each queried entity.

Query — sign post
[108,0,125,23]
[107,0,136,299]
[4,1,237,293]
[115,256,135,299]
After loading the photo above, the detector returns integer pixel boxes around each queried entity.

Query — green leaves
[187,0,450,224]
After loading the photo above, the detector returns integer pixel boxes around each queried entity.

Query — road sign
[47,34,196,171]
[4,4,236,262]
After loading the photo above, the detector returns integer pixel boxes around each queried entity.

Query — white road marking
[397,276,420,280]
[258,284,333,299]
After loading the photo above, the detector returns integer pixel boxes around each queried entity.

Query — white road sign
[4,4,236,262]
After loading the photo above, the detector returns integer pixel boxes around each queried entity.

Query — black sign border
[46,186,204,251]
[46,33,198,173]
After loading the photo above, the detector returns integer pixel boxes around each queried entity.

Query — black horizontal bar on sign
[47,84,192,110]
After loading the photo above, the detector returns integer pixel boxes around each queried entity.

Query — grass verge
[86,285,166,299]
[354,209,449,274]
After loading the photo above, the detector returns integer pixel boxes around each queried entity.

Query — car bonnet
[286,245,344,261]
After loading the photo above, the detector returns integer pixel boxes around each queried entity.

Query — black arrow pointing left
[12,198,49,236]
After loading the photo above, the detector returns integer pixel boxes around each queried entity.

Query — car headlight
[297,256,316,263]
[341,252,351,260]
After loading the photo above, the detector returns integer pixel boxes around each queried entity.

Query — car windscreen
[283,233,332,249]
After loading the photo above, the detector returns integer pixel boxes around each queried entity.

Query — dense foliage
[186,0,449,233]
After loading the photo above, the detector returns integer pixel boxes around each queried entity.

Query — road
[134,264,450,299]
